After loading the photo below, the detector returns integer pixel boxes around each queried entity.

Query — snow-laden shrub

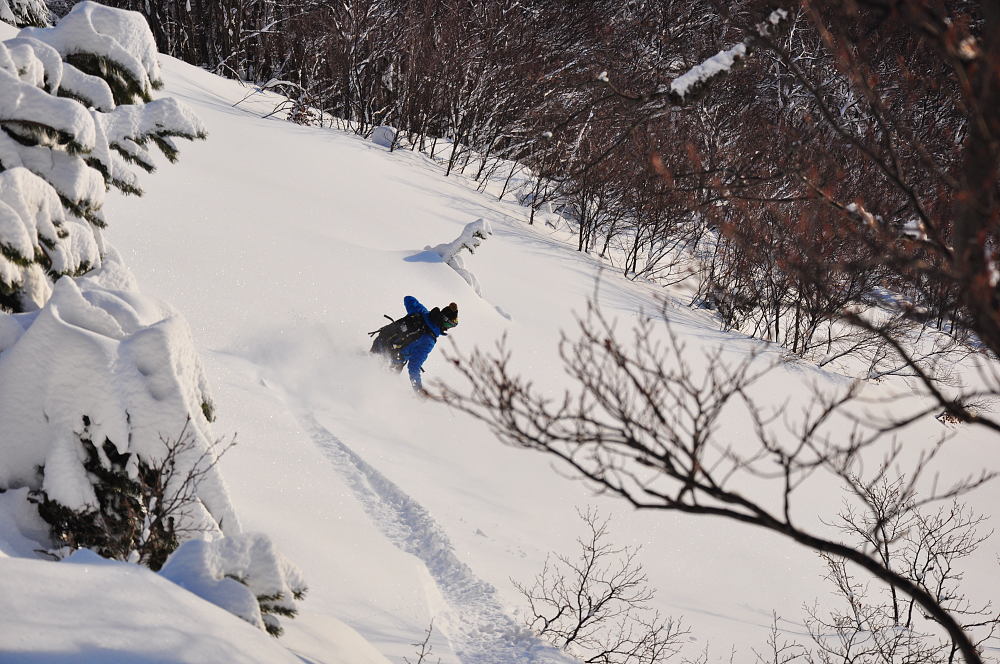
[30,413,236,570]
[0,261,240,559]
[159,533,308,637]
[0,1,205,312]
[287,100,321,126]
[0,0,49,27]
[424,218,493,296]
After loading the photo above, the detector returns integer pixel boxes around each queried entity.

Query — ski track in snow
[297,411,565,664]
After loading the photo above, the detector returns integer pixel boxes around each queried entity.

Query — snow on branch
[424,218,493,296]
[0,168,66,265]
[0,46,96,151]
[59,62,116,112]
[594,8,789,108]
[668,9,789,103]
[0,0,50,27]
[3,37,63,91]
[21,0,164,102]
[669,43,748,100]
[0,167,98,301]
[99,98,208,170]
[0,130,107,218]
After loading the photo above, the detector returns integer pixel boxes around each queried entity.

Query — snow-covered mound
[160,533,307,636]
[0,549,307,664]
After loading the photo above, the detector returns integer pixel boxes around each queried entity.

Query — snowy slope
[3,19,999,664]
[0,549,309,664]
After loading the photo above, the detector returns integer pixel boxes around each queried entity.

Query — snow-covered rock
[369,125,396,149]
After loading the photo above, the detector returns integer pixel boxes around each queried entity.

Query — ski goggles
[441,318,458,329]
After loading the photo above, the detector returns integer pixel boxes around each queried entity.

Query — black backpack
[368,312,429,362]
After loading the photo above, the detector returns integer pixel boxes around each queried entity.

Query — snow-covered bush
[0,248,307,632]
[30,413,236,571]
[0,0,49,27]
[424,218,493,296]
[160,533,308,637]
[0,1,205,313]
[0,264,240,556]
[287,100,321,126]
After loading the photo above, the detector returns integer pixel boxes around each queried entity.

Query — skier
[369,296,459,395]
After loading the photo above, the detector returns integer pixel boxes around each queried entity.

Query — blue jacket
[399,295,442,389]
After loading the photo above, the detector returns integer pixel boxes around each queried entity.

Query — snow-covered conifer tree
[0,4,306,637]
[0,0,49,27]
[0,1,205,312]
